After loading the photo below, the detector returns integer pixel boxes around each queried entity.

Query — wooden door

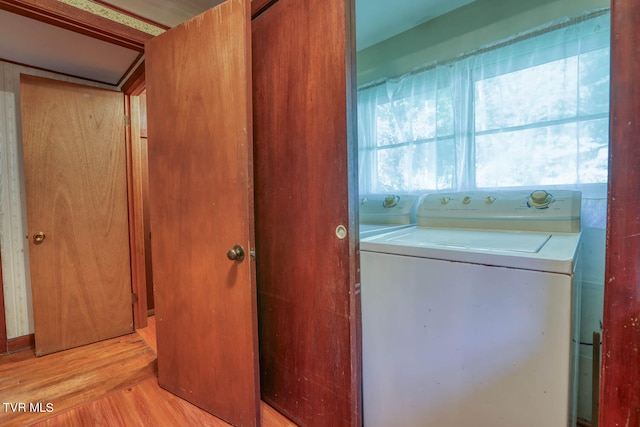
[20,75,133,356]
[145,1,260,426]
[252,0,362,425]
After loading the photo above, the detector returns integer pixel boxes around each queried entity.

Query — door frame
[1,2,639,423]
[599,1,640,425]
[0,0,153,333]
[123,67,149,329]
[0,0,279,341]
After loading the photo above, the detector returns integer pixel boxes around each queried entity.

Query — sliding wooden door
[252,0,361,425]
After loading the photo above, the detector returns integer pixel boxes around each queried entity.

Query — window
[357,11,610,197]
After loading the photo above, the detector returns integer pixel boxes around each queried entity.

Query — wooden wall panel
[600,1,640,425]
[252,0,361,425]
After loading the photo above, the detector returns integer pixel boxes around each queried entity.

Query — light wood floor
[0,317,297,426]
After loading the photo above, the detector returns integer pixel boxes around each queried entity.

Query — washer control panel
[360,194,420,225]
[417,190,582,232]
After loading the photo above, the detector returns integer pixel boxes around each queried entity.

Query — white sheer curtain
[357,9,610,228]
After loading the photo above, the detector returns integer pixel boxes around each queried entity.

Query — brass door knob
[226,245,245,262]
[33,231,46,244]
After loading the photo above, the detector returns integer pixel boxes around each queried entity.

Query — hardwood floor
[0,317,297,426]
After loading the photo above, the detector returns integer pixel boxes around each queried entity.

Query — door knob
[227,245,245,262]
[33,231,46,244]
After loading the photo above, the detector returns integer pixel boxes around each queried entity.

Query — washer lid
[361,227,581,274]
[359,223,414,239]
[387,228,551,253]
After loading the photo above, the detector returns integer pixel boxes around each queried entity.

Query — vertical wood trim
[122,62,145,96]
[600,1,640,425]
[344,0,361,422]
[0,256,6,353]
[126,95,147,330]
[0,0,151,51]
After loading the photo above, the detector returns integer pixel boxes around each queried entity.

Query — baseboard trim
[7,333,35,353]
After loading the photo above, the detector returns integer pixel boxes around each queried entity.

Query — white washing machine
[360,190,582,427]
[359,194,419,239]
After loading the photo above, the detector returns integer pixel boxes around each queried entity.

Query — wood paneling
[600,1,640,425]
[252,0,361,425]
[145,2,260,425]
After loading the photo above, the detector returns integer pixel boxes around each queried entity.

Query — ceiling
[355,0,475,50]
[98,0,477,50]
[0,8,141,86]
[0,0,475,86]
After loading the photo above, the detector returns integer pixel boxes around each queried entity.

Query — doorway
[355,1,609,425]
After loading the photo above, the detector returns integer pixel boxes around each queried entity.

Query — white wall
[0,61,114,340]
[357,0,609,85]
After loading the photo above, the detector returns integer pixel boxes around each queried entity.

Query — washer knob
[440,197,451,205]
[462,196,471,204]
[383,195,400,208]
[485,196,496,205]
[528,190,553,208]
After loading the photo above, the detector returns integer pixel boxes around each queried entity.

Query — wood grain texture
[30,377,300,427]
[20,75,133,356]
[31,377,234,427]
[252,0,361,425]
[145,1,260,425]
[0,332,156,427]
[600,1,640,425]
[1,317,298,427]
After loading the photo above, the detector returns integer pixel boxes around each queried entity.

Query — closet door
[21,76,132,357]
[145,1,259,426]
[252,0,361,425]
